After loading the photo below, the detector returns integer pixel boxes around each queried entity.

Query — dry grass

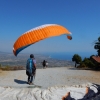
[0,66,25,71]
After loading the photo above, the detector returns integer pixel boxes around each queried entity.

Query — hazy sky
[0,0,100,55]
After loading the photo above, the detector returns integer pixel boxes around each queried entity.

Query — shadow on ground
[67,67,77,70]
[68,67,100,71]
[14,79,27,84]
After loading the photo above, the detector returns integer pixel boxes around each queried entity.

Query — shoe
[27,81,30,84]
[29,83,34,85]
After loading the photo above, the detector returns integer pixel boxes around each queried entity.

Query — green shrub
[78,58,95,68]
[77,62,87,68]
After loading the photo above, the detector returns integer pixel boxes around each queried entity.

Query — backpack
[26,58,35,76]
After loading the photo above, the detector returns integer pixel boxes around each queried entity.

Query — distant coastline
[0,51,96,68]
[41,52,96,60]
[0,52,74,68]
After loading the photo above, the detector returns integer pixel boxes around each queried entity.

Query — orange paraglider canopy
[13,24,72,56]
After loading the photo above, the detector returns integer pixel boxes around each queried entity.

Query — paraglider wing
[13,24,72,56]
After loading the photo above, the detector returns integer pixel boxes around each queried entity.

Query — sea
[41,52,96,61]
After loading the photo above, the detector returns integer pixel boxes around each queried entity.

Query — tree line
[72,36,100,70]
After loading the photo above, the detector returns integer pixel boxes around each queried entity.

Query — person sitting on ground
[62,84,100,100]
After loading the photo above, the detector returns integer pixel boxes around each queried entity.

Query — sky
[0,0,100,56]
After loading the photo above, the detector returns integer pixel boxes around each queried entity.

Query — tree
[72,54,82,67]
[94,37,100,56]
